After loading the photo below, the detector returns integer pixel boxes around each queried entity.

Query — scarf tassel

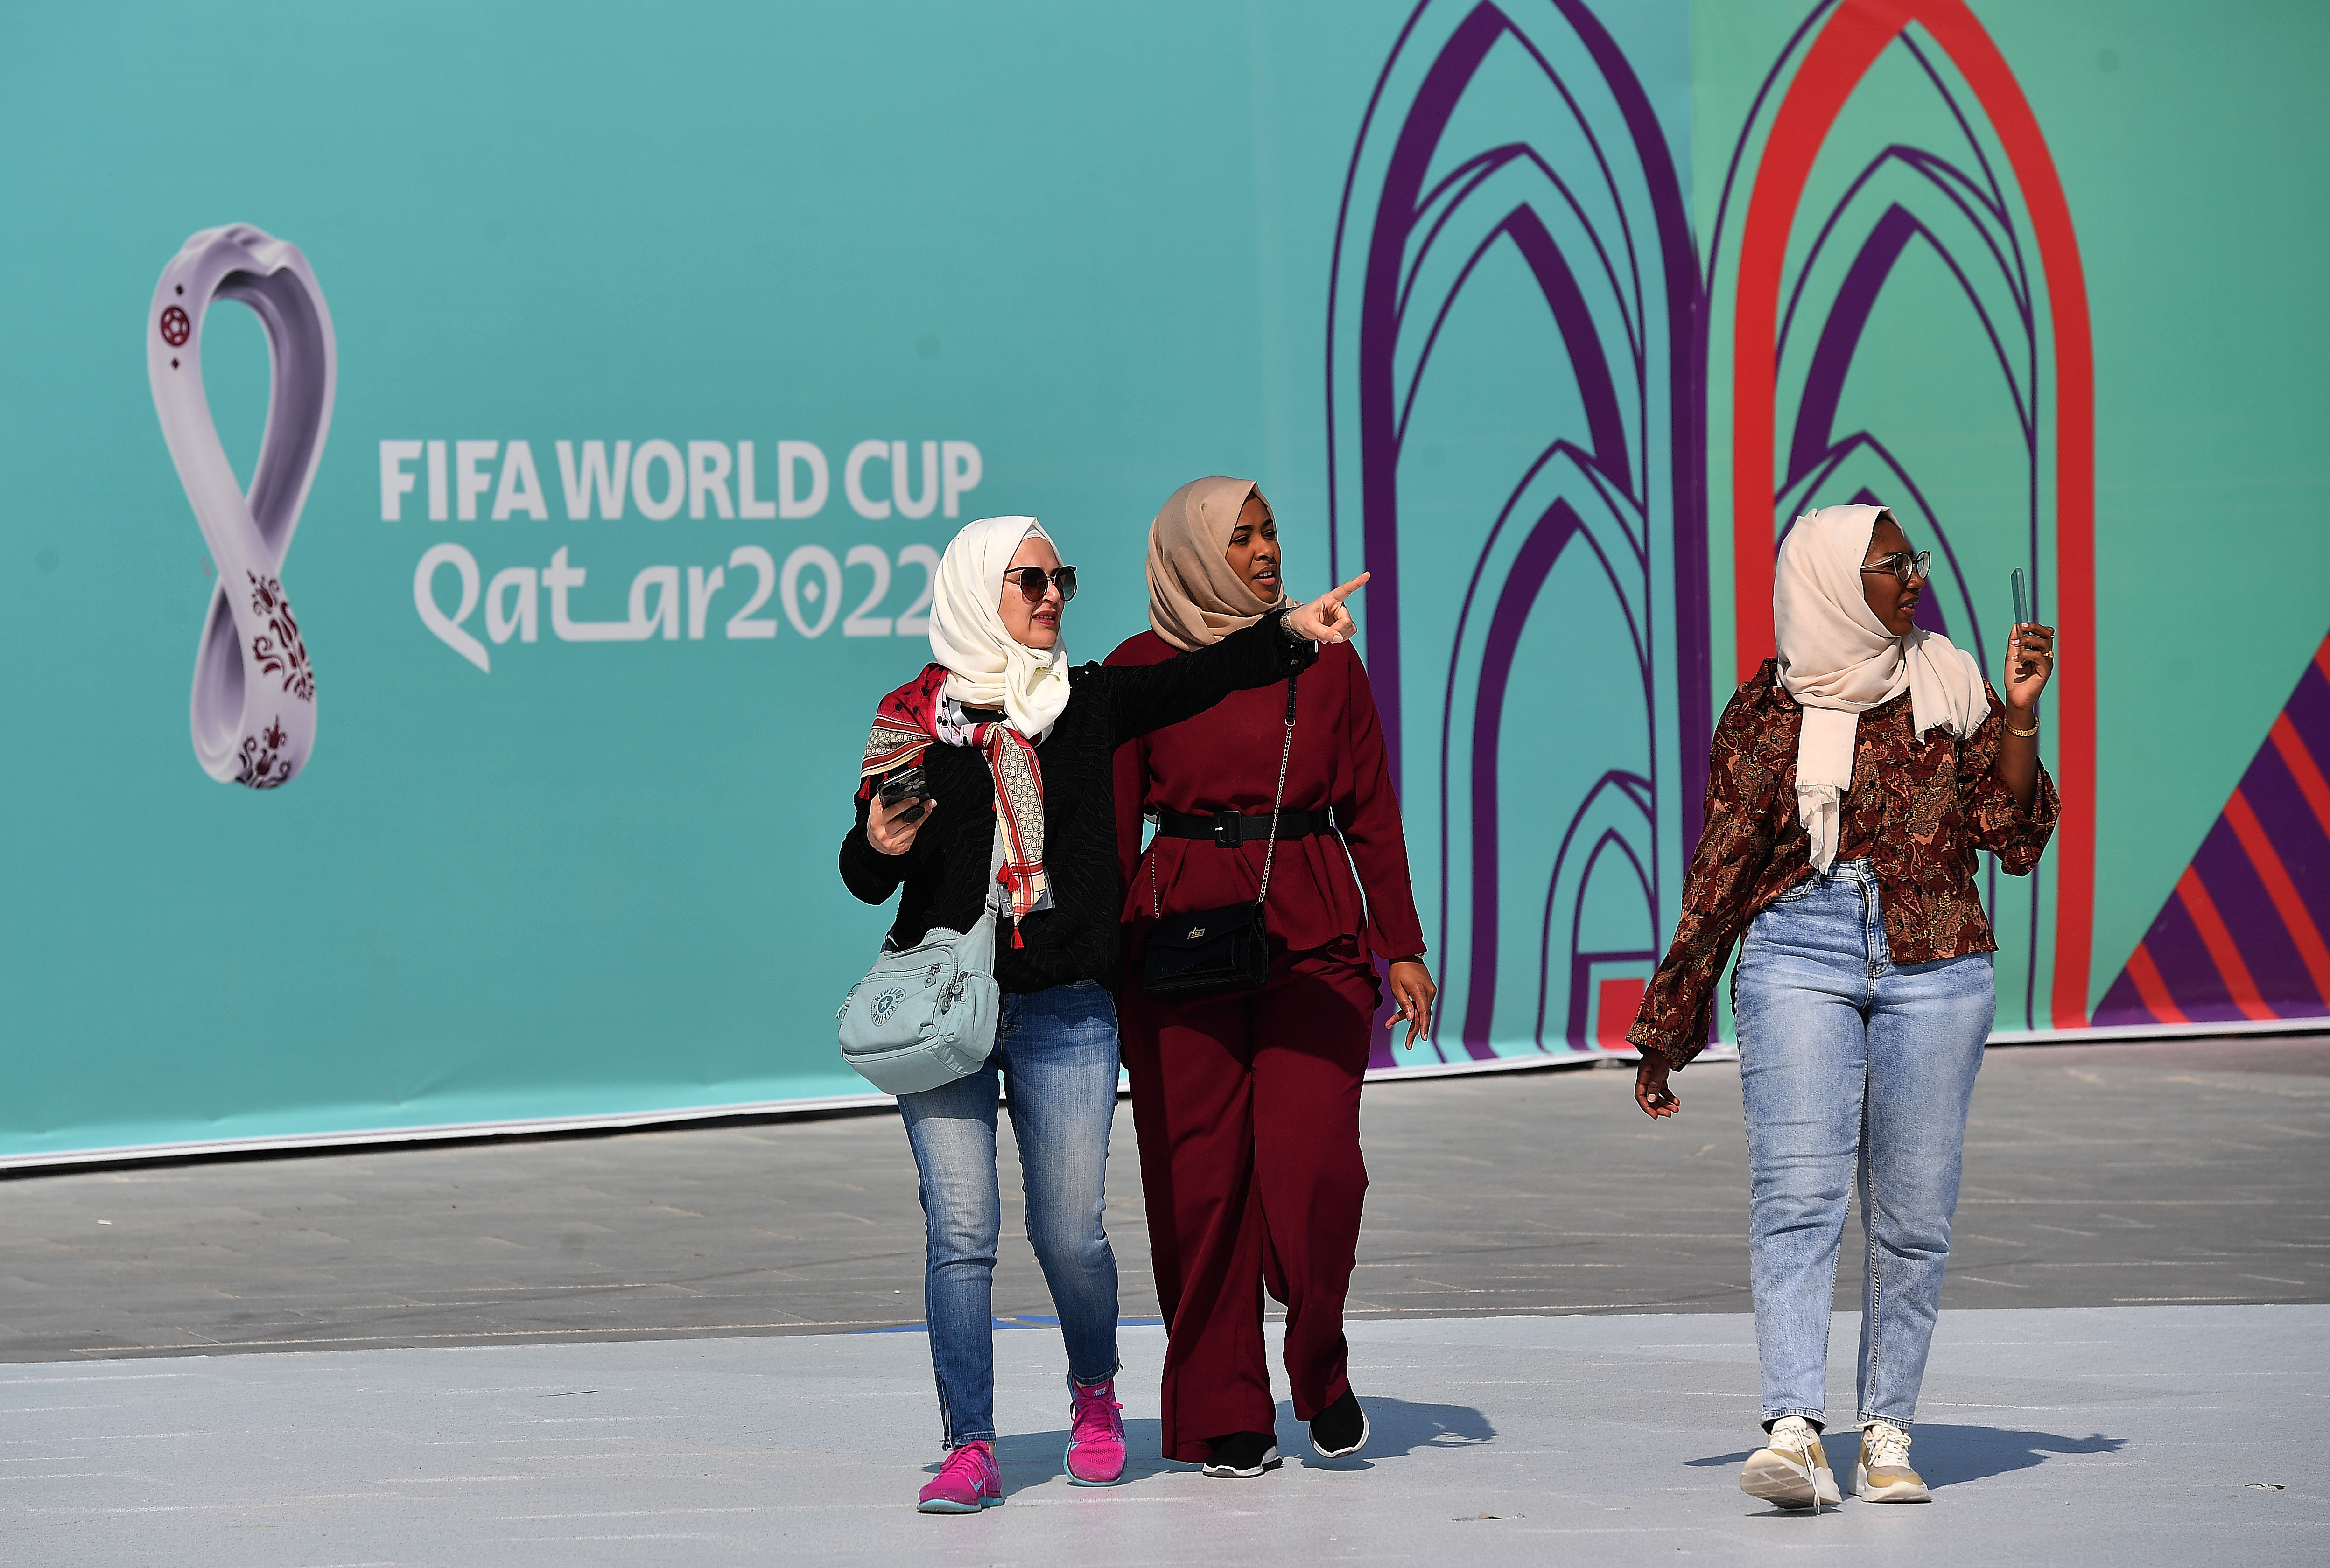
[997,862,1041,949]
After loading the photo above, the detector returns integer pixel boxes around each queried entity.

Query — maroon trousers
[1119,943,1376,1462]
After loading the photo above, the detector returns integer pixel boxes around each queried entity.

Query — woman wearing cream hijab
[1109,477,1433,1478]
[1626,504,2058,1510]
[842,511,1367,1513]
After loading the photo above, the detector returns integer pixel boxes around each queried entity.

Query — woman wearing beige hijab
[1108,477,1435,1478]
[1626,504,2057,1511]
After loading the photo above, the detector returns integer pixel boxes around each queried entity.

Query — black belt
[1157,809,1334,847]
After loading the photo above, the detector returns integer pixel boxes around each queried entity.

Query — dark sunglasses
[1006,565,1078,604]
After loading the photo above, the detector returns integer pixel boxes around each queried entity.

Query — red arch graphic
[1729,0,2096,1027]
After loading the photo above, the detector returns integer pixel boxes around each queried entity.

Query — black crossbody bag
[1139,676,1298,998]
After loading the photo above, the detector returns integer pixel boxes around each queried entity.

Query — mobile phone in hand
[878,765,931,825]
[2007,568,2041,684]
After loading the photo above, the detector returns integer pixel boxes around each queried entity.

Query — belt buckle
[1212,809,1242,847]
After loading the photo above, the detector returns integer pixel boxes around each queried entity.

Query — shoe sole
[1311,1408,1371,1460]
[1062,1440,1127,1487]
[1740,1450,1839,1510]
[917,1494,1004,1513]
[1200,1449,1283,1479]
[1853,1462,1931,1503]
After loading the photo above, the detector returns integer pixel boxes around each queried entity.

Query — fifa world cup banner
[4,1,2325,1164]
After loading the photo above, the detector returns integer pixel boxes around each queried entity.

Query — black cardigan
[840,614,1316,992]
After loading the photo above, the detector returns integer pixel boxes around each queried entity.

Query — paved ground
[2,1037,2324,1359]
[2,1307,2321,1567]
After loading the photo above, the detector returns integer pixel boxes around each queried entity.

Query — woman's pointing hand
[1285,572,1369,644]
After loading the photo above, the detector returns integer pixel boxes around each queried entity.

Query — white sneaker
[1740,1416,1841,1512]
[1854,1418,1931,1502]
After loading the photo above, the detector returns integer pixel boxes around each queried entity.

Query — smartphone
[2011,567,2029,628]
[877,765,931,825]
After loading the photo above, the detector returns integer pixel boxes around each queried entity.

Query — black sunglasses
[1005,565,1078,604]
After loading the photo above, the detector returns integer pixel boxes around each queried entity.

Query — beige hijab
[1775,504,1988,873]
[1146,476,1290,651]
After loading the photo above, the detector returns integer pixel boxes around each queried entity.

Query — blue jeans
[897,980,1122,1447]
[1735,859,1994,1429]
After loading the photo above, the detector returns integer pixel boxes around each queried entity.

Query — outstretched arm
[1102,574,1369,745]
[1102,612,1308,745]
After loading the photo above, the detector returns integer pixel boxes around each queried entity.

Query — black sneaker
[1310,1389,1369,1458]
[1200,1431,1282,1478]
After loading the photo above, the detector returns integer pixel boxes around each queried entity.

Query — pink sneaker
[917,1440,1003,1514]
[1064,1376,1128,1485]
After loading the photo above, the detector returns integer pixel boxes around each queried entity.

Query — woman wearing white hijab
[842,513,1367,1514]
[1626,505,2058,1511]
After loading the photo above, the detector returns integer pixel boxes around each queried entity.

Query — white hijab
[927,514,1072,742]
[1775,504,1989,873]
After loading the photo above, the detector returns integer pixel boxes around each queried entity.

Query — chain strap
[1146,674,1299,918]
[1255,675,1298,905]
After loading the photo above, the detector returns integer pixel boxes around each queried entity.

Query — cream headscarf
[1775,504,1989,873]
[927,514,1072,742]
[1146,476,1290,651]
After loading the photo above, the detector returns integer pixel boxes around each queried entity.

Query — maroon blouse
[1107,633,1427,965]
[1628,658,2058,1069]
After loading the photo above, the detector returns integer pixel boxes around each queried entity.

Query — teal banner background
[3,1,2323,1163]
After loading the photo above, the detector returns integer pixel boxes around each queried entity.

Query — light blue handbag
[835,834,1002,1096]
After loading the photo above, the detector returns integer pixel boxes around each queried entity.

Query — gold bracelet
[2006,718,2038,738]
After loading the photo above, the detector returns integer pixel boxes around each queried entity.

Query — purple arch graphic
[1328,0,1707,1061]
[1334,0,1707,780]
[1434,442,1649,1054]
[1563,827,1658,1044]
[1463,497,1582,1047]
[1335,1,2090,1060]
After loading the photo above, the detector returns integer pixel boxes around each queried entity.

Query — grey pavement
[2,1306,2321,1566]
[2,1037,2326,1359]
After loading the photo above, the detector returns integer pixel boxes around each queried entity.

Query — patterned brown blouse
[1628,658,2058,1069]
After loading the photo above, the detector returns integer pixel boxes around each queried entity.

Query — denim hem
[1762,1409,1826,1431]
[943,1431,997,1449]
[1856,1411,1912,1430]
[1068,1358,1123,1390]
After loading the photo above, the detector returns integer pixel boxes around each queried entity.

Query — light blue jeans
[1735,859,1994,1429]
[896,980,1122,1447]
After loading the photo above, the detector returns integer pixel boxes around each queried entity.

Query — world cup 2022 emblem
[147,224,336,790]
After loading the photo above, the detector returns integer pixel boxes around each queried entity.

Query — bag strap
[1147,673,1300,918]
[1254,675,1298,906]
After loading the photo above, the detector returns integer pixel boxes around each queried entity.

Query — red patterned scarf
[861,664,1049,945]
